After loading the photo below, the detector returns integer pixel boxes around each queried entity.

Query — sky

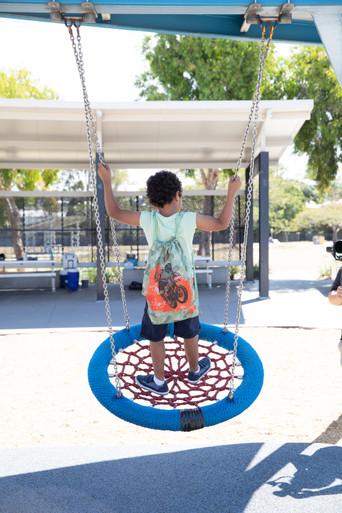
[0,17,313,189]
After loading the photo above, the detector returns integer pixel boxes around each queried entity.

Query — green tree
[293,203,342,240]
[320,177,342,203]
[135,35,264,102]
[136,34,265,253]
[0,68,57,100]
[0,69,59,257]
[264,47,342,192]
[63,168,128,221]
[267,168,307,241]
[0,169,60,258]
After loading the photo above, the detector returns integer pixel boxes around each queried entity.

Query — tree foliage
[263,168,307,237]
[0,168,58,191]
[0,68,57,100]
[264,47,342,191]
[293,203,342,240]
[135,34,265,101]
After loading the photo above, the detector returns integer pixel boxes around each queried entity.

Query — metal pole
[96,152,105,301]
[136,195,139,261]
[238,195,242,260]
[22,197,26,253]
[91,197,94,262]
[245,164,254,281]
[61,197,64,255]
[258,151,270,298]
[211,194,215,260]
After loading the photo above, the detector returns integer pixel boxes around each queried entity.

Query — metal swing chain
[223,24,272,329]
[223,27,269,331]
[223,23,275,399]
[66,21,126,397]
[74,28,130,332]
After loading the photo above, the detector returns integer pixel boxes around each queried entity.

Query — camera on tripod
[326,240,342,260]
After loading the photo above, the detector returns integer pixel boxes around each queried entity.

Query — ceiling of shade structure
[0,98,313,170]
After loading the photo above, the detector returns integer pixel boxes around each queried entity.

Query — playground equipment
[68,19,270,430]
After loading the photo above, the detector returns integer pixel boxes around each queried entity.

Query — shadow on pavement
[1,443,341,513]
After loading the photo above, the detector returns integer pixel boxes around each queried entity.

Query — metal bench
[0,271,56,291]
[194,256,213,288]
[120,257,213,289]
[194,268,213,288]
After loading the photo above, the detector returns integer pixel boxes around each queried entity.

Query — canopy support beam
[245,151,270,299]
[257,151,270,299]
[96,152,105,302]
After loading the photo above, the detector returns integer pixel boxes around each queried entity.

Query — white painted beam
[312,10,342,87]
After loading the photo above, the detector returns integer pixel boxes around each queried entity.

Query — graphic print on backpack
[142,213,200,325]
[155,263,189,309]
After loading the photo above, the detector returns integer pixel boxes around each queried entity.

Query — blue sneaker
[135,375,169,396]
[188,357,211,384]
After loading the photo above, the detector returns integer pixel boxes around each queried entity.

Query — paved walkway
[1,443,342,512]
[0,276,339,332]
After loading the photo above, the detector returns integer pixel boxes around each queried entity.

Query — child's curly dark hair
[146,170,183,208]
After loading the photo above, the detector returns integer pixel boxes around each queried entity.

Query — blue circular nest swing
[65,20,269,433]
[88,322,264,432]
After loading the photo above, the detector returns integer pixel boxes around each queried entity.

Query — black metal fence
[0,193,245,263]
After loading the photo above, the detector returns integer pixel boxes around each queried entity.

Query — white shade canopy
[0,98,313,170]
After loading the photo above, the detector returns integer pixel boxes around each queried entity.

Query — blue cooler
[67,268,79,291]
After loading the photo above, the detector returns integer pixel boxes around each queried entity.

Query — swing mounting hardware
[48,1,97,24]
[81,2,98,24]
[48,1,63,23]
[241,2,295,33]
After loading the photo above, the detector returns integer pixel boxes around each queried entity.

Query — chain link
[74,29,131,331]
[66,21,127,397]
[223,27,269,330]
[224,24,275,400]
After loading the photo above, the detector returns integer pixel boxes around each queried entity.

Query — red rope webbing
[113,338,242,408]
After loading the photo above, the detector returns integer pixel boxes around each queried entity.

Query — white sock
[154,376,165,386]
[193,366,200,374]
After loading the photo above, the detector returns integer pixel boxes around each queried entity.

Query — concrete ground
[1,443,342,513]
[1,277,341,512]
[0,276,339,332]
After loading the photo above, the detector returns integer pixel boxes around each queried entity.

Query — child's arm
[328,287,342,306]
[196,175,242,232]
[98,163,140,226]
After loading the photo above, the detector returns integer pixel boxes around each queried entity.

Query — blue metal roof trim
[0,11,323,45]
[0,1,341,45]
[98,15,322,45]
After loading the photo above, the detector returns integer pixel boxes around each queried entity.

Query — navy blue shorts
[139,302,201,342]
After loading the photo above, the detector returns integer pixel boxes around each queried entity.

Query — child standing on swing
[98,165,241,395]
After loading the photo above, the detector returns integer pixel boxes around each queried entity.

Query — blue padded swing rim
[88,322,264,431]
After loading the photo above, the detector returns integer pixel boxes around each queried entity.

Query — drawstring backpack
[142,213,200,325]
